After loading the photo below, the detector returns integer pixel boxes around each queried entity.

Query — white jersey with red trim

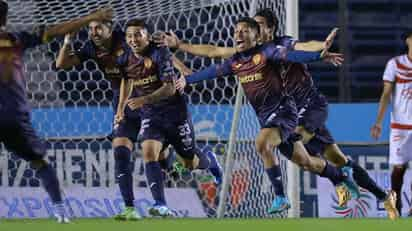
[383,54,412,129]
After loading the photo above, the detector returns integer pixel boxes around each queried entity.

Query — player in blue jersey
[175,17,362,216]
[114,19,222,217]
[0,1,113,223]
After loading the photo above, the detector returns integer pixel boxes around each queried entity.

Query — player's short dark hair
[125,18,152,33]
[255,8,279,35]
[237,17,260,35]
[0,0,8,26]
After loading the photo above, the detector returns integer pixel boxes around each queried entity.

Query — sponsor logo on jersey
[239,73,263,83]
[132,75,158,87]
[105,67,120,75]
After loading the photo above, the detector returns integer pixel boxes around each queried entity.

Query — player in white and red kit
[372,31,412,216]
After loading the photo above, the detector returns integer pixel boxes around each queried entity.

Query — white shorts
[389,128,412,165]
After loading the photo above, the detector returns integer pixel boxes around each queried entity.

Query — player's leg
[111,115,142,220]
[158,147,176,171]
[304,128,360,205]
[139,119,174,217]
[285,139,362,207]
[169,118,223,185]
[323,142,398,219]
[298,98,361,206]
[391,164,407,215]
[255,127,289,214]
[409,182,412,217]
[323,143,386,199]
[3,120,69,223]
[389,127,412,216]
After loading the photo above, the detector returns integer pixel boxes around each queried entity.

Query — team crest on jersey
[144,58,153,69]
[252,54,262,65]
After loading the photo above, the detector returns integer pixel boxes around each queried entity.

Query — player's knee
[295,126,314,144]
[255,139,268,155]
[30,158,48,170]
[182,158,194,170]
[143,150,157,162]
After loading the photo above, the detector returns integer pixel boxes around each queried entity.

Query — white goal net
[0,0,299,218]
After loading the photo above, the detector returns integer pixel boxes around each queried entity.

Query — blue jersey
[0,27,45,119]
[116,43,187,119]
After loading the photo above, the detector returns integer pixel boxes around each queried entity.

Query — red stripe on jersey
[395,76,412,83]
[391,123,412,130]
[396,60,412,71]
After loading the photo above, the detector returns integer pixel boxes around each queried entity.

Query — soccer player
[56,19,143,220]
[0,1,112,223]
[371,31,412,217]
[114,19,222,217]
[176,17,361,215]
[56,17,195,220]
[253,9,398,219]
[158,9,399,219]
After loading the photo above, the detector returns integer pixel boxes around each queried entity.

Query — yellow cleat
[383,190,399,220]
[336,184,351,207]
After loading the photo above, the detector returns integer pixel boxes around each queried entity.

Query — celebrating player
[114,19,222,217]
[56,18,144,220]
[176,17,362,216]
[0,0,112,223]
[56,14,198,219]
[371,31,412,217]
[157,9,399,219]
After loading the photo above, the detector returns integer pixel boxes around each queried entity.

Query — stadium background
[1,0,412,222]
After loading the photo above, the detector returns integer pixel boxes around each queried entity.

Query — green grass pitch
[0,218,411,231]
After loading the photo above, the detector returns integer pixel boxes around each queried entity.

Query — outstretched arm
[294,28,339,52]
[43,8,112,42]
[176,59,233,91]
[172,55,192,76]
[153,31,236,59]
[264,43,343,65]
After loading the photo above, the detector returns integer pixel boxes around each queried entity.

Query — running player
[156,9,398,219]
[176,17,359,215]
[0,1,112,223]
